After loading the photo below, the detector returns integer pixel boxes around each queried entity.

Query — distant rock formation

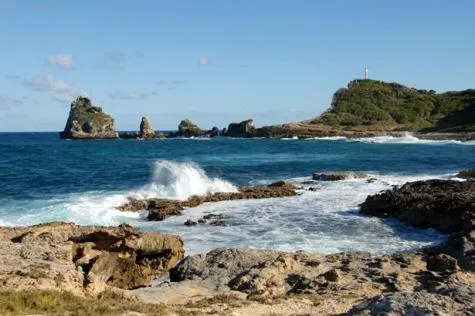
[224,119,255,137]
[59,97,118,139]
[178,119,203,137]
[139,116,155,139]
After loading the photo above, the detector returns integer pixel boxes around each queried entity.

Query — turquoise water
[1,132,474,255]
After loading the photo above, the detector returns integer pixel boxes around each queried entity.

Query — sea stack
[139,116,155,139]
[59,97,118,139]
[178,118,203,137]
[224,119,255,137]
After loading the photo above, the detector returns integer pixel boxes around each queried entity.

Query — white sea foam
[304,132,475,145]
[281,136,299,140]
[135,160,238,200]
[352,133,473,145]
[138,172,449,255]
[0,162,450,255]
[305,136,347,141]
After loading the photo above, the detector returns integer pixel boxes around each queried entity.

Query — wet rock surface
[0,222,183,296]
[360,179,475,234]
[361,179,475,272]
[118,181,297,221]
[312,171,368,181]
[457,168,475,179]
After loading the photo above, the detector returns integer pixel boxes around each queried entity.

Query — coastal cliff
[254,80,475,139]
[59,97,118,139]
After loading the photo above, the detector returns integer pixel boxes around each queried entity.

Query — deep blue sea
[1,132,474,255]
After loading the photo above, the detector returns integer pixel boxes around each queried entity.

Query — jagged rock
[205,126,220,137]
[224,119,255,137]
[168,248,475,307]
[184,219,197,226]
[456,168,475,179]
[118,181,297,221]
[0,222,183,296]
[426,254,458,273]
[360,179,475,233]
[349,291,471,316]
[139,116,155,139]
[178,119,203,137]
[59,97,118,139]
[312,171,367,181]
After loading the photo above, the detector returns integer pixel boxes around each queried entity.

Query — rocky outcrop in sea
[118,180,297,221]
[139,116,155,139]
[177,119,203,137]
[224,119,256,137]
[59,97,118,139]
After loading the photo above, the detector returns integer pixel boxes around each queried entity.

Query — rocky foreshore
[1,175,474,315]
[118,180,297,221]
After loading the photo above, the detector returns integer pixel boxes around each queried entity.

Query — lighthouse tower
[364,67,369,80]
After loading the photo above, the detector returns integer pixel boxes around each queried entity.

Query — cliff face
[59,97,118,139]
[313,79,475,132]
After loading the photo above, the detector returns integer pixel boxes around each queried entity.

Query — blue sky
[1,0,474,131]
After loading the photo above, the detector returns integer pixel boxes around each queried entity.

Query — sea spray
[133,160,238,200]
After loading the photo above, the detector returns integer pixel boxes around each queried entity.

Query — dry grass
[0,290,170,316]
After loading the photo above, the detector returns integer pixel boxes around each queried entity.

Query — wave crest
[137,160,238,200]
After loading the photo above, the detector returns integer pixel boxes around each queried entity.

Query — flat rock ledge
[312,171,368,181]
[0,222,183,297]
[118,180,297,221]
[132,247,474,315]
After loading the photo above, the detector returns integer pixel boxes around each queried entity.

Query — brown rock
[360,179,475,234]
[0,222,183,296]
[426,254,458,273]
[456,168,475,179]
[139,116,155,139]
[312,171,367,181]
[59,97,118,139]
[118,181,297,221]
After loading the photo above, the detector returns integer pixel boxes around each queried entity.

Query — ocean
[1,132,474,256]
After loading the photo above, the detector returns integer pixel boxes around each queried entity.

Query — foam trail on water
[135,160,238,200]
[305,132,475,145]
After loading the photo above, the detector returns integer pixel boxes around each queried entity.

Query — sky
[0,0,474,132]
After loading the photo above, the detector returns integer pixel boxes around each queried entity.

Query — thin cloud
[47,53,73,69]
[156,80,169,85]
[5,74,20,80]
[171,80,186,85]
[104,51,126,63]
[109,90,159,100]
[94,51,127,69]
[0,96,23,109]
[199,56,209,65]
[23,74,87,103]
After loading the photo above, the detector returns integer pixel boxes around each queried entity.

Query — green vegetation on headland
[312,79,475,132]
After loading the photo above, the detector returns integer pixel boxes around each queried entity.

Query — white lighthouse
[364,67,369,80]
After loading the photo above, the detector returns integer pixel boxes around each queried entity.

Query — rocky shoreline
[59,95,475,141]
[0,171,474,315]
